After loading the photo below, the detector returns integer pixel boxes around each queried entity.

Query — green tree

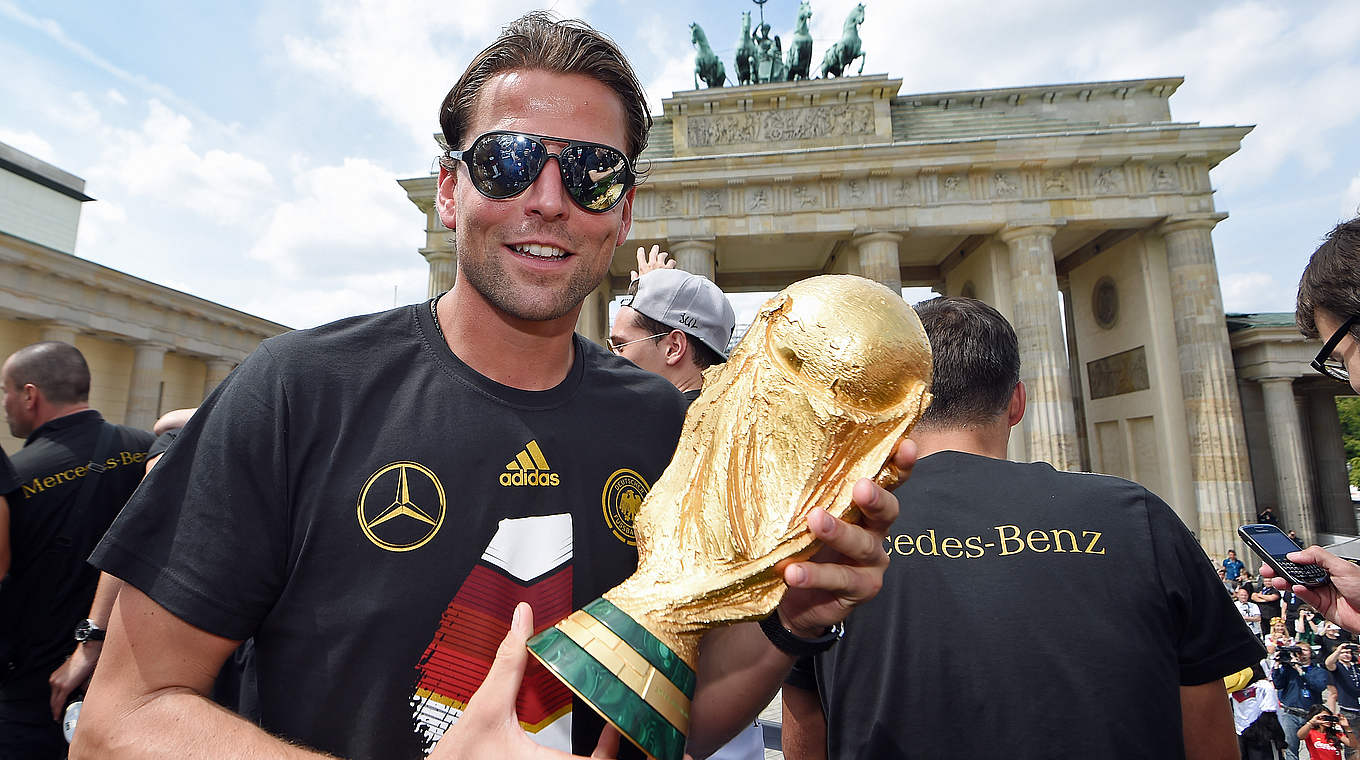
[1340,397,1360,461]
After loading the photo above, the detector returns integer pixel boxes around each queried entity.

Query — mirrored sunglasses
[439,130,634,213]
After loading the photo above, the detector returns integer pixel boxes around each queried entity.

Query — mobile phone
[1238,523,1329,587]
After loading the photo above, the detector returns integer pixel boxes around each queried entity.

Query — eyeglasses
[1312,313,1359,382]
[607,332,669,355]
[439,130,634,213]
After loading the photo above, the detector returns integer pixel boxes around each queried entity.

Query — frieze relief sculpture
[688,103,874,147]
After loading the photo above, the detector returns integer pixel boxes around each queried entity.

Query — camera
[1276,645,1303,663]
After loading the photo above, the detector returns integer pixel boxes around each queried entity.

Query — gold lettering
[43,476,57,488]
[106,457,118,469]
[1026,530,1050,553]
[74,465,87,478]
[940,536,963,559]
[1083,531,1105,555]
[916,529,939,556]
[892,534,915,556]
[21,482,39,497]
[964,535,984,558]
[120,451,142,465]
[1051,529,1078,553]
[996,524,1024,556]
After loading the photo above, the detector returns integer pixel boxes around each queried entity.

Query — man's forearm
[687,622,791,758]
[781,684,826,760]
[87,572,124,626]
[72,686,333,760]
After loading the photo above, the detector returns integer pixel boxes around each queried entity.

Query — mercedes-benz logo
[356,461,447,552]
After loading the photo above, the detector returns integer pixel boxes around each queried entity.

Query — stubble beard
[456,234,609,322]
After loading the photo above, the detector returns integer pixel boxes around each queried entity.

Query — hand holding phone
[1239,524,1329,588]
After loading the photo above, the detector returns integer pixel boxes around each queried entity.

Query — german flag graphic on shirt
[410,514,574,752]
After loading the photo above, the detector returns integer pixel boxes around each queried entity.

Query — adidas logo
[499,440,561,487]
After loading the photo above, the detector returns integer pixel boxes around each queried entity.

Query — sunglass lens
[468,133,546,198]
[560,144,629,211]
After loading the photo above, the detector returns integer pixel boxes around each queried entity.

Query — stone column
[125,342,168,431]
[576,280,612,347]
[999,224,1078,470]
[670,239,717,281]
[1260,378,1316,542]
[1309,389,1355,534]
[423,249,457,297]
[204,359,236,400]
[39,321,80,344]
[852,232,903,293]
[1159,214,1256,556]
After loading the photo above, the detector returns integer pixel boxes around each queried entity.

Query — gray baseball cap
[627,269,736,359]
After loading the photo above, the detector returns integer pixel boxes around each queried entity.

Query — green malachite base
[527,598,694,760]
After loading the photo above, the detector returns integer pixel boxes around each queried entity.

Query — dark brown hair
[439,12,651,167]
[1297,216,1360,339]
[913,297,1020,429]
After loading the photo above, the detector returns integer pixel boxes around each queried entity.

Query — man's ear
[436,165,457,231]
[1007,381,1026,428]
[614,186,636,247]
[663,330,687,367]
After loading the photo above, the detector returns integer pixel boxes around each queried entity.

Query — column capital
[850,230,905,246]
[1158,212,1228,236]
[133,340,172,354]
[420,249,456,263]
[668,237,717,251]
[998,220,1064,243]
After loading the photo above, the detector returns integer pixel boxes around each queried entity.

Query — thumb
[470,602,534,721]
[1290,546,1350,574]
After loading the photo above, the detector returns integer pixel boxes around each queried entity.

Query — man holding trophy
[70,12,921,760]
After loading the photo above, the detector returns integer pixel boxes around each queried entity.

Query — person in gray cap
[609,264,737,403]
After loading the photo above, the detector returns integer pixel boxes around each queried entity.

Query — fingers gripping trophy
[528,275,933,760]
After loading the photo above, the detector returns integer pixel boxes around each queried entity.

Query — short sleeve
[90,343,293,640]
[0,449,16,495]
[1149,492,1266,684]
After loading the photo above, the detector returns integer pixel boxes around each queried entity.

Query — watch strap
[758,611,843,657]
[74,619,105,642]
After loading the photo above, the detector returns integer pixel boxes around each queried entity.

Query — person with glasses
[608,256,736,404]
[71,12,911,760]
[1258,217,1360,637]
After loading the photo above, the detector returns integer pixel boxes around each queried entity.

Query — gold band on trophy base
[530,275,934,760]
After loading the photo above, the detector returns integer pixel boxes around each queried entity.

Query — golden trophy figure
[528,275,932,760]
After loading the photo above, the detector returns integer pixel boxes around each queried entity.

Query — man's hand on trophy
[776,437,918,639]
[431,602,623,759]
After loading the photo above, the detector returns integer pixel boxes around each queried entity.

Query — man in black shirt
[0,341,153,758]
[73,13,909,760]
[782,297,1263,759]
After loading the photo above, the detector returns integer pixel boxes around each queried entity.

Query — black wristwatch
[758,611,844,657]
[74,619,105,643]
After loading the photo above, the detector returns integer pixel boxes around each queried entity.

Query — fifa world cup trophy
[528,275,933,759]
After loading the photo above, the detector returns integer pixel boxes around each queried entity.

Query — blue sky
[2,0,1358,329]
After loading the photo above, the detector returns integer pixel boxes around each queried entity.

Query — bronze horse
[734,11,756,86]
[786,1,814,81]
[691,22,726,88]
[819,3,866,78]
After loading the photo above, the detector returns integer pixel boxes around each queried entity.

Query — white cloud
[1345,173,1360,219]
[247,157,421,280]
[1222,272,1288,314]
[106,88,126,105]
[280,0,597,147]
[0,128,53,161]
[86,100,275,224]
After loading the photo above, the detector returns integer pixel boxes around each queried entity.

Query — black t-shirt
[1256,586,1283,629]
[1,410,153,693]
[92,302,687,760]
[787,451,1264,759]
[0,449,16,494]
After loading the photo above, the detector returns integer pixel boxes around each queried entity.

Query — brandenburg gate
[401,72,1353,559]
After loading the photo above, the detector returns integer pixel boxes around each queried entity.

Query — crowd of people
[2,9,1359,760]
